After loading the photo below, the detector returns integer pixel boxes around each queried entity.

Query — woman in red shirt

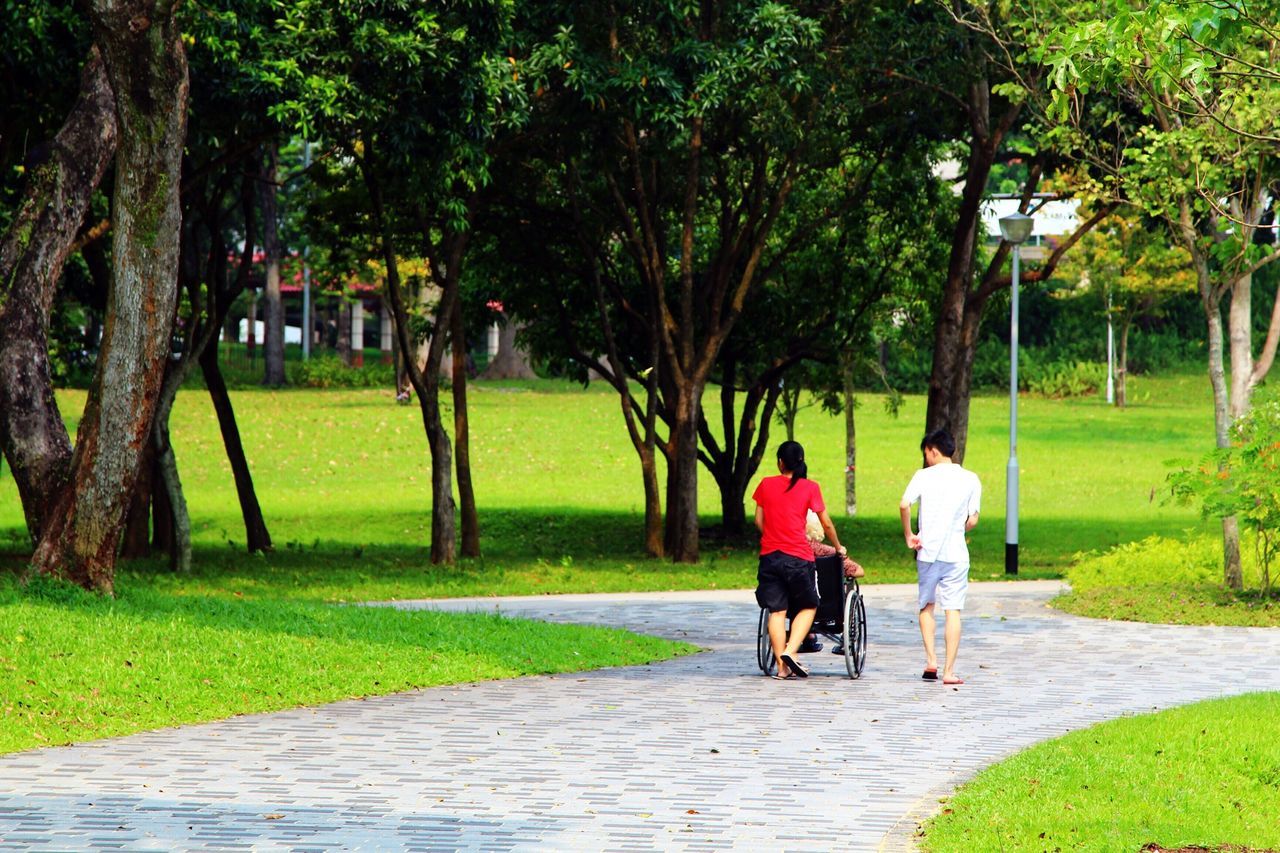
[753,440,848,679]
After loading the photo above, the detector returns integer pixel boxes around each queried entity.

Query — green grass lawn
[0,369,1215,600]
[0,367,1233,756]
[921,692,1280,851]
[0,575,695,754]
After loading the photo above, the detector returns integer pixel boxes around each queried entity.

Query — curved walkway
[1,581,1278,851]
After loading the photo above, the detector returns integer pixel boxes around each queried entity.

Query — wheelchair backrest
[815,553,844,621]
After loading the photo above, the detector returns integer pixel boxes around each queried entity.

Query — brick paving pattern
[1,580,1277,850]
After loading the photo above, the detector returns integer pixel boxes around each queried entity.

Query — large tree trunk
[31,4,188,593]
[451,300,480,558]
[480,316,537,379]
[663,388,703,562]
[925,137,996,463]
[0,50,116,543]
[119,441,154,559]
[260,141,286,386]
[199,347,273,553]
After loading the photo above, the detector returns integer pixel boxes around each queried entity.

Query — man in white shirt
[899,429,981,686]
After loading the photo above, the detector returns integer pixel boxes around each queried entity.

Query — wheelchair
[756,553,867,679]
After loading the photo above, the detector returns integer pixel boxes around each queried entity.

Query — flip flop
[922,668,938,681]
[770,673,794,681]
[779,653,809,678]
[942,676,964,685]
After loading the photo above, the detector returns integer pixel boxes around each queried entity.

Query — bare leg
[918,603,938,670]
[767,610,790,676]
[787,608,817,655]
[943,609,962,679]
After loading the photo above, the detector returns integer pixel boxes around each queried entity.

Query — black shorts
[755,551,820,613]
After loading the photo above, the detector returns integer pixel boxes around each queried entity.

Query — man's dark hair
[921,428,956,458]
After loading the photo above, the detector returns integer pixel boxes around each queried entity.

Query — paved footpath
[1,581,1278,851]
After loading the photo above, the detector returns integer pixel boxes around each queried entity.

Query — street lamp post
[302,141,312,361]
[998,211,1033,575]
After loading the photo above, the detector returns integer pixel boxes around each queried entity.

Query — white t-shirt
[901,463,981,564]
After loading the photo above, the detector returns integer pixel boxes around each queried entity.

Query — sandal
[779,653,809,678]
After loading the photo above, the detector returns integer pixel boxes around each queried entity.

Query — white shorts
[917,559,969,610]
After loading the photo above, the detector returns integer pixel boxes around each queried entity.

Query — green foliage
[1043,0,1280,281]
[1023,359,1105,398]
[292,354,396,389]
[1058,533,1278,627]
[923,693,1280,851]
[1067,534,1223,592]
[0,574,694,753]
[1169,395,1280,594]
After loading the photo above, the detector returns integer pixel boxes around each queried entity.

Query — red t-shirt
[752,475,825,560]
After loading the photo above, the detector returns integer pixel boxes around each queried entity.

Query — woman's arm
[816,509,845,554]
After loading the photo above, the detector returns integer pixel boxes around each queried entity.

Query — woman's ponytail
[777,440,807,491]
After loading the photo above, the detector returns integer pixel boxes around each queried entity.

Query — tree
[885,0,1117,461]
[480,313,537,380]
[0,49,115,543]
[267,0,516,563]
[519,0,897,560]
[29,0,188,593]
[1062,207,1194,407]
[1171,393,1280,598]
[699,152,949,535]
[120,0,290,569]
[1047,0,1280,588]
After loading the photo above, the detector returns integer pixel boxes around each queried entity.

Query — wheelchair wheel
[842,585,867,679]
[756,607,777,676]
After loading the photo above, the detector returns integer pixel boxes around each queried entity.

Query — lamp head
[998,211,1034,245]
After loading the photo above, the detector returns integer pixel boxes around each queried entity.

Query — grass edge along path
[921,692,1280,851]
[0,578,697,755]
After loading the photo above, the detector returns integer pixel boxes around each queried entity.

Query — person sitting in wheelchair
[797,510,864,654]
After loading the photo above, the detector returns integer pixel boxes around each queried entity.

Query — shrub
[292,355,396,389]
[1068,533,1269,592]
[1169,395,1280,594]
[1023,359,1106,398]
[1067,534,1224,591]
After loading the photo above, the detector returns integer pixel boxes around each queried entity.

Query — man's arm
[754,505,765,534]
[899,501,922,550]
[964,511,979,532]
